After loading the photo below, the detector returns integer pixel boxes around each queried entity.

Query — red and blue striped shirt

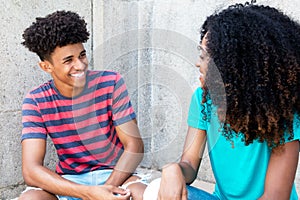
[22,70,136,175]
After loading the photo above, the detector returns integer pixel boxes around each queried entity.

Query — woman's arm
[158,127,207,200]
[180,127,207,184]
[259,140,299,200]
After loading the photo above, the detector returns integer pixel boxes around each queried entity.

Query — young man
[144,3,300,200]
[20,10,146,200]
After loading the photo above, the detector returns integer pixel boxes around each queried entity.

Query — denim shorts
[58,169,114,200]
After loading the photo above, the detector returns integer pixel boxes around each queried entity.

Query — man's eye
[63,59,72,64]
[80,53,86,59]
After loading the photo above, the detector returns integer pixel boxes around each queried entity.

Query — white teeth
[70,72,84,78]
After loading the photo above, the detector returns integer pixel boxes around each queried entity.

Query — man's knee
[127,182,147,200]
[19,189,58,200]
[122,175,147,200]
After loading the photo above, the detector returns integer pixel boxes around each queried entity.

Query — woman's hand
[158,163,188,200]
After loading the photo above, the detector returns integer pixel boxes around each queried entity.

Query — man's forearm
[109,120,144,186]
[105,149,144,186]
[24,165,88,198]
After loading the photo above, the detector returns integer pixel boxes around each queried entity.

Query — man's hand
[83,185,131,200]
[158,163,188,200]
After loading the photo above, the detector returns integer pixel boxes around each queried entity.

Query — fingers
[111,186,131,196]
[109,186,131,200]
[158,194,182,200]
[115,192,131,200]
[182,187,188,200]
[158,186,188,200]
[158,189,183,200]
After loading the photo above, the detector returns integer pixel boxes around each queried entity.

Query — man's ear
[39,60,53,73]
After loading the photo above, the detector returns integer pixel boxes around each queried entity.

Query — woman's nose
[195,59,201,68]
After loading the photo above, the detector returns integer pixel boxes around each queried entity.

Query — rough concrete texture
[1,0,300,199]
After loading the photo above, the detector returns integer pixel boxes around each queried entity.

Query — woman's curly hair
[22,10,89,61]
[200,3,300,147]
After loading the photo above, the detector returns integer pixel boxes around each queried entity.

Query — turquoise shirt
[187,87,300,200]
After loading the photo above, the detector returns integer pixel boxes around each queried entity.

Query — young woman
[151,3,300,200]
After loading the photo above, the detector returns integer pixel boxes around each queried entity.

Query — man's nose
[74,58,86,70]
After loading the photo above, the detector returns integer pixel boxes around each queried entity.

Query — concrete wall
[1,0,299,199]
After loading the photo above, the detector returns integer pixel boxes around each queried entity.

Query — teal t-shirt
[187,87,300,200]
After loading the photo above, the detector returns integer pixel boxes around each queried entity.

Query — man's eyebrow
[62,50,86,62]
[62,55,73,61]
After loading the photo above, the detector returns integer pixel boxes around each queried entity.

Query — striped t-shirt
[22,70,136,175]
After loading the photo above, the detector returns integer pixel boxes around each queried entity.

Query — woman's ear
[39,60,53,73]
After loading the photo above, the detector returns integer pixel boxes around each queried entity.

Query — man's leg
[19,188,58,200]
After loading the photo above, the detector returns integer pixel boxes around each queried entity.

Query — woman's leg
[143,178,218,200]
[186,185,218,200]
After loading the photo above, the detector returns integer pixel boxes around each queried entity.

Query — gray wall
[1,0,299,199]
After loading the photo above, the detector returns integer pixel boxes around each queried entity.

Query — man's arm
[105,119,144,186]
[259,140,299,200]
[22,138,130,199]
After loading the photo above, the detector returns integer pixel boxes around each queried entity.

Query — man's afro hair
[22,10,89,60]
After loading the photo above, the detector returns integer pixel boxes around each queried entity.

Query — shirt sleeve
[112,73,136,126]
[187,87,208,131]
[21,93,47,141]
